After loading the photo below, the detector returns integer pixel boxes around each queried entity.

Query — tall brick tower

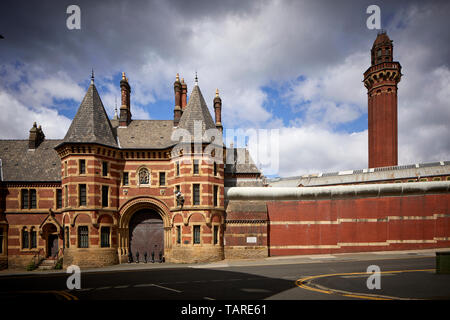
[364,31,402,168]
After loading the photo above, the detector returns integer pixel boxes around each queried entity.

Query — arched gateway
[118,197,172,263]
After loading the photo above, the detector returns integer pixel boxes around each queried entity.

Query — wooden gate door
[129,210,164,262]
[47,234,58,258]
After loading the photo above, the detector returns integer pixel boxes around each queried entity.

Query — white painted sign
[246,236,257,244]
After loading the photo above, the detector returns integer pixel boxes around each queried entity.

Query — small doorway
[47,234,59,258]
[44,224,59,258]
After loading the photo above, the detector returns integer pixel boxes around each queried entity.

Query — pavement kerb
[1,247,448,277]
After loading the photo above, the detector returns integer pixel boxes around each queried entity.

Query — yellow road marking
[57,290,79,300]
[295,269,435,300]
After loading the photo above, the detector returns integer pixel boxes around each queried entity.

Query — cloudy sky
[0,0,449,177]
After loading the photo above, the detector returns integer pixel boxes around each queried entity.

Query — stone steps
[37,259,57,270]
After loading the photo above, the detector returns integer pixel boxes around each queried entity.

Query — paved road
[1,255,448,301]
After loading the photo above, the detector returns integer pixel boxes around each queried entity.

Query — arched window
[30,227,37,249]
[65,226,70,248]
[22,227,29,249]
[138,168,150,185]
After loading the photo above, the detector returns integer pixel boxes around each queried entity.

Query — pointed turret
[177,78,216,136]
[62,78,117,148]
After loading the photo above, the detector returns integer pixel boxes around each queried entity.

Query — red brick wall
[267,193,450,256]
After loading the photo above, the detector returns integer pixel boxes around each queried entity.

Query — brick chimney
[181,77,187,110]
[173,73,182,127]
[214,88,223,133]
[28,122,45,149]
[119,72,132,126]
[364,31,401,168]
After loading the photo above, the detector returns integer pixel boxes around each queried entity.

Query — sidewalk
[1,247,448,277]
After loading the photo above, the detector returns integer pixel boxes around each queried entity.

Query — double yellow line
[54,290,79,300]
[295,269,434,300]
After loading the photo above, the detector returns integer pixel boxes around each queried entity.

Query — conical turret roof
[177,84,216,135]
[62,83,117,147]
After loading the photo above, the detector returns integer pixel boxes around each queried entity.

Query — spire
[91,69,95,84]
[62,81,117,148]
[194,72,198,86]
[177,84,216,136]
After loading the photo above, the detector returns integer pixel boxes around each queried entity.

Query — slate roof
[61,83,117,148]
[225,148,261,174]
[110,119,176,149]
[177,85,216,136]
[267,161,450,187]
[0,140,62,182]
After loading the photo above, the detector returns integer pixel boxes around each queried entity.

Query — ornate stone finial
[122,72,126,81]
[181,77,185,84]
[91,69,95,84]
[216,88,219,97]
[194,72,198,86]
[176,73,180,82]
[33,122,37,128]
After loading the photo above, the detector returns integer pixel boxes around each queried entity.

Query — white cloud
[0,64,83,139]
[1,0,449,178]
[0,91,71,139]
[246,125,367,177]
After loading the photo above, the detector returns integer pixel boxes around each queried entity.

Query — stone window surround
[121,171,129,186]
[213,184,219,207]
[158,171,166,186]
[79,159,86,175]
[20,188,38,210]
[192,183,201,206]
[193,159,200,175]
[174,223,182,246]
[101,185,109,208]
[77,225,89,248]
[55,188,62,210]
[64,226,70,249]
[78,184,87,207]
[212,223,220,245]
[102,161,109,177]
[193,224,201,245]
[20,226,38,251]
[100,225,112,248]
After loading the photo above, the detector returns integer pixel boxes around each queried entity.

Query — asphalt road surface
[1,256,448,301]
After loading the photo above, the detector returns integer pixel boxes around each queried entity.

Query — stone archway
[41,223,60,258]
[118,196,172,263]
[129,210,163,262]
